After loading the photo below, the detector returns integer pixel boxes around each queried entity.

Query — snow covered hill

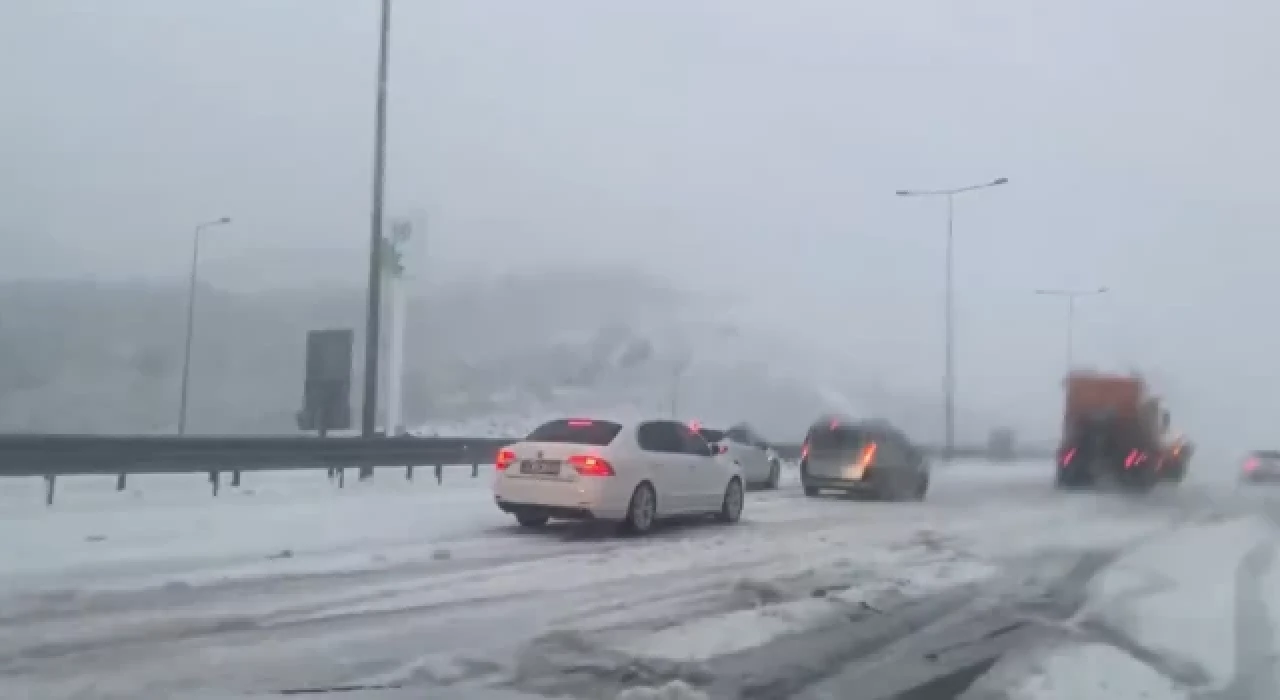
[0,269,991,443]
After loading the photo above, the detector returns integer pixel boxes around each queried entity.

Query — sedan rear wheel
[717,477,744,523]
[623,482,657,535]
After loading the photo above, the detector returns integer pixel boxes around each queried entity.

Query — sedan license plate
[520,459,561,476]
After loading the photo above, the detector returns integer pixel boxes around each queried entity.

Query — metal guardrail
[0,433,1051,504]
[0,435,510,477]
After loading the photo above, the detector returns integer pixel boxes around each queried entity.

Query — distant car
[493,418,745,534]
[1241,450,1280,483]
[799,417,929,501]
[696,423,782,490]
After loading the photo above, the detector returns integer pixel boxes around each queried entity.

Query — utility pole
[895,177,1008,460]
[177,216,232,435]
[359,0,393,479]
[1034,286,1108,371]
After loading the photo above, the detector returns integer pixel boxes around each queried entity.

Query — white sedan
[493,417,745,534]
[696,423,782,489]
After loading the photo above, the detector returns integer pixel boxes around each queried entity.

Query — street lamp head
[992,177,1009,186]
[1097,286,1109,293]
[894,189,912,197]
[216,217,231,224]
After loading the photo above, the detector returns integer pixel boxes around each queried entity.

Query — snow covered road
[0,463,1270,699]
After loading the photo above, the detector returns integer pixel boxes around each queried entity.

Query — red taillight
[1244,457,1260,472]
[850,441,878,479]
[1124,449,1148,469]
[568,455,614,477]
[857,442,878,467]
[567,419,593,427]
[801,442,810,460]
[1060,447,1077,467]
[496,448,516,471]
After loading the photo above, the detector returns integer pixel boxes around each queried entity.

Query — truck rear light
[801,442,809,460]
[1060,447,1076,467]
[568,455,615,477]
[1123,449,1148,469]
[496,448,516,471]
[1244,457,1259,472]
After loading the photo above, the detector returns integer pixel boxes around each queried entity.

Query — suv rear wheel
[515,512,549,527]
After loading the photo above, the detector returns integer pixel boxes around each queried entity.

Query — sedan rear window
[697,428,726,444]
[525,419,623,446]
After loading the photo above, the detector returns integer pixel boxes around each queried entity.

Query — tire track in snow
[1209,498,1280,700]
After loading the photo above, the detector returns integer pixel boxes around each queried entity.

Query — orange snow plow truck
[1055,371,1190,491]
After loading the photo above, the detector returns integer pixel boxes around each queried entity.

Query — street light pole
[177,216,232,435]
[361,0,393,473]
[895,177,1008,460]
[1034,286,1108,371]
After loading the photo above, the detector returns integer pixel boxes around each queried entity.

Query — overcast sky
[3,1,1279,454]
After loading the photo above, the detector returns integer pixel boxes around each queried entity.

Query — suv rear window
[807,424,867,450]
[697,428,726,444]
[525,419,623,446]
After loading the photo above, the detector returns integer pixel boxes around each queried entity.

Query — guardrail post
[337,468,345,488]
[472,462,478,478]
[231,470,241,488]
[116,473,127,491]
[405,465,414,481]
[434,464,442,485]
[209,470,220,497]
[44,475,56,506]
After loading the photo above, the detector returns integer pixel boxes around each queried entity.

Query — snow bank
[1082,515,1273,689]
[973,514,1277,699]
[0,469,505,596]
[1003,643,1189,700]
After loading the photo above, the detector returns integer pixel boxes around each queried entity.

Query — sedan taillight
[496,448,516,471]
[568,455,615,477]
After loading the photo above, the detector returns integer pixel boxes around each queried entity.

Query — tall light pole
[177,216,232,435]
[895,177,1008,460]
[1034,286,1108,371]
[361,0,393,474]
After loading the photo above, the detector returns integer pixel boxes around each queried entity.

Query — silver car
[799,417,929,501]
[1242,450,1280,483]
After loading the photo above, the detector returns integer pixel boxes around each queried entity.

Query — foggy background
[2,1,1277,460]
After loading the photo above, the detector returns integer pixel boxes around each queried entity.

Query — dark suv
[800,417,929,501]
